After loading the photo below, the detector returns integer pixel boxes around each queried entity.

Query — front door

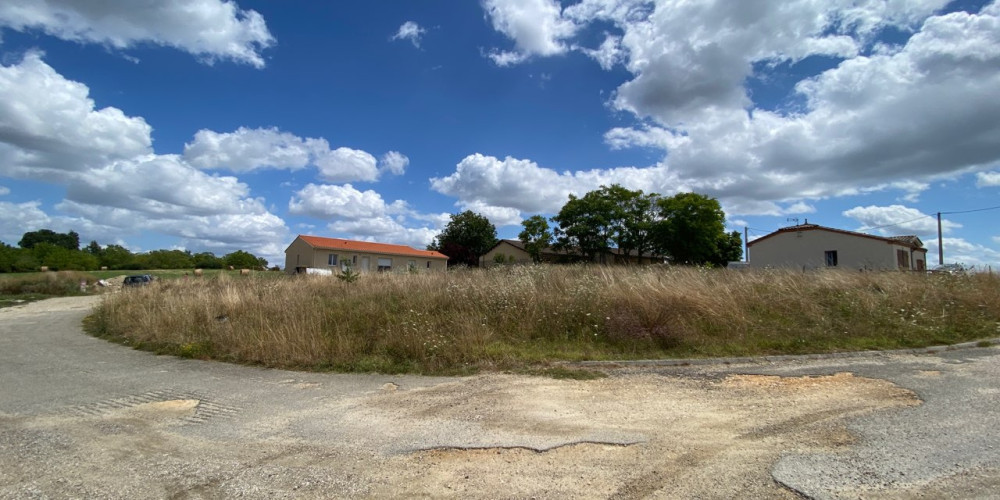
[361,257,369,271]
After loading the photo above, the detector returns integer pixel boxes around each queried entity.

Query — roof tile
[298,235,448,259]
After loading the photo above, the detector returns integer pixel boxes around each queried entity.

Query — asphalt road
[1,296,998,498]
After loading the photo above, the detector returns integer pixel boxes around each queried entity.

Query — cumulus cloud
[391,21,426,48]
[432,153,654,214]
[0,0,274,67]
[456,200,524,227]
[0,52,288,261]
[0,200,51,243]
[467,1,1000,216]
[925,237,1000,268]
[184,127,322,172]
[184,127,404,182]
[288,183,444,249]
[482,0,577,64]
[0,52,152,182]
[977,171,1000,187]
[379,151,409,176]
[842,205,960,236]
[0,185,9,196]
[316,147,380,183]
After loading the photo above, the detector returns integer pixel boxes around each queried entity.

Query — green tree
[84,240,103,256]
[100,244,137,270]
[715,230,744,267]
[652,193,734,266]
[518,215,553,263]
[429,211,498,267]
[552,190,616,262]
[0,242,17,272]
[224,250,267,270]
[144,249,194,269]
[18,229,80,250]
[193,252,224,269]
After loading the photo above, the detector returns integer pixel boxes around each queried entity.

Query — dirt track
[3,297,995,498]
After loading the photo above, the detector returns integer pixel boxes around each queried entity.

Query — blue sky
[1,0,999,269]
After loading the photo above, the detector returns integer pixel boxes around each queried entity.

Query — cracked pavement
[1,296,998,498]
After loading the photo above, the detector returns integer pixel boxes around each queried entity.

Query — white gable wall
[750,229,907,271]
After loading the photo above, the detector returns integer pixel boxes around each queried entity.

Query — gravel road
[1,296,997,498]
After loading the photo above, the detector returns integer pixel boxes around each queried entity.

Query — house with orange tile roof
[284,235,449,274]
[747,223,927,271]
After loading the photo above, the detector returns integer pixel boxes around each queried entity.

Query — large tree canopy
[541,188,741,266]
[429,210,498,267]
[18,229,80,251]
[652,192,741,266]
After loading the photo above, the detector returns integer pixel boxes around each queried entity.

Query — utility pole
[937,212,944,265]
[744,226,749,262]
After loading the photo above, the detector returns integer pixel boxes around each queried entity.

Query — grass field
[84,265,1000,375]
[0,269,280,307]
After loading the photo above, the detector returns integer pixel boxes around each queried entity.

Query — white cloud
[783,202,816,215]
[288,183,399,220]
[577,34,624,70]
[0,200,51,243]
[0,53,288,261]
[0,52,152,182]
[925,237,1000,268]
[328,218,439,250]
[288,183,443,249]
[379,151,409,176]
[184,127,322,172]
[184,127,401,182]
[470,0,1000,212]
[316,147,380,183]
[456,200,523,228]
[482,0,577,64]
[0,0,274,68]
[842,205,960,236]
[391,21,426,48]
[977,171,1000,187]
[0,185,9,196]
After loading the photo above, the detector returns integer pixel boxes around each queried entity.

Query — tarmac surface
[1,295,998,498]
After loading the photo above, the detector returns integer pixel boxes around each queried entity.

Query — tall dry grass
[87,266,1000,374]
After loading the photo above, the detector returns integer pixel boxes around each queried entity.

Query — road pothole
[65,389,238,425]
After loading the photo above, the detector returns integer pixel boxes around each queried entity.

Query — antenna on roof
[786,218,799,226]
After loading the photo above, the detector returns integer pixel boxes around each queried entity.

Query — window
[352,255,357,265]
[426,261,431,269]
[408,260,416,271]
[328,254,338,266]
[825,250,838,267]
[377,258,392,272]
[897,249,910,270]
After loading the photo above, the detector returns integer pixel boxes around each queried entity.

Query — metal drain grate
[66,389,239,424]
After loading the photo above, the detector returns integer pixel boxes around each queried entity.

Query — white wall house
[284,235,448,275]
[748,224,928,271]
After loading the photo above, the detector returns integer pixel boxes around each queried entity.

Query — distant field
[0,269,283,307]
[85,265,1000,375]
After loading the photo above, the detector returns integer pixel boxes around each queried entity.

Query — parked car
[122,274,153,287]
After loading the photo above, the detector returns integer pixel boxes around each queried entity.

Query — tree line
[430,186,742,267]
[0,229,269,273]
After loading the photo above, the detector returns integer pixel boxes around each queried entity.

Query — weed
[84,267,1000,375]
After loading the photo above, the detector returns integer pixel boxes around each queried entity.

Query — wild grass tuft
[86,266,1000,374]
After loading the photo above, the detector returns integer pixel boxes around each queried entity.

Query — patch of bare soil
[360,372,919,499]
[0,372,918,498]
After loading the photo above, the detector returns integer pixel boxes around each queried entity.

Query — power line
[941,204,1000,215]
[856,214,934,233]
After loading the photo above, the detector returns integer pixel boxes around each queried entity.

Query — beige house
[481,239,660,266]
[747,224,927,271]
[284,235,448,274]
